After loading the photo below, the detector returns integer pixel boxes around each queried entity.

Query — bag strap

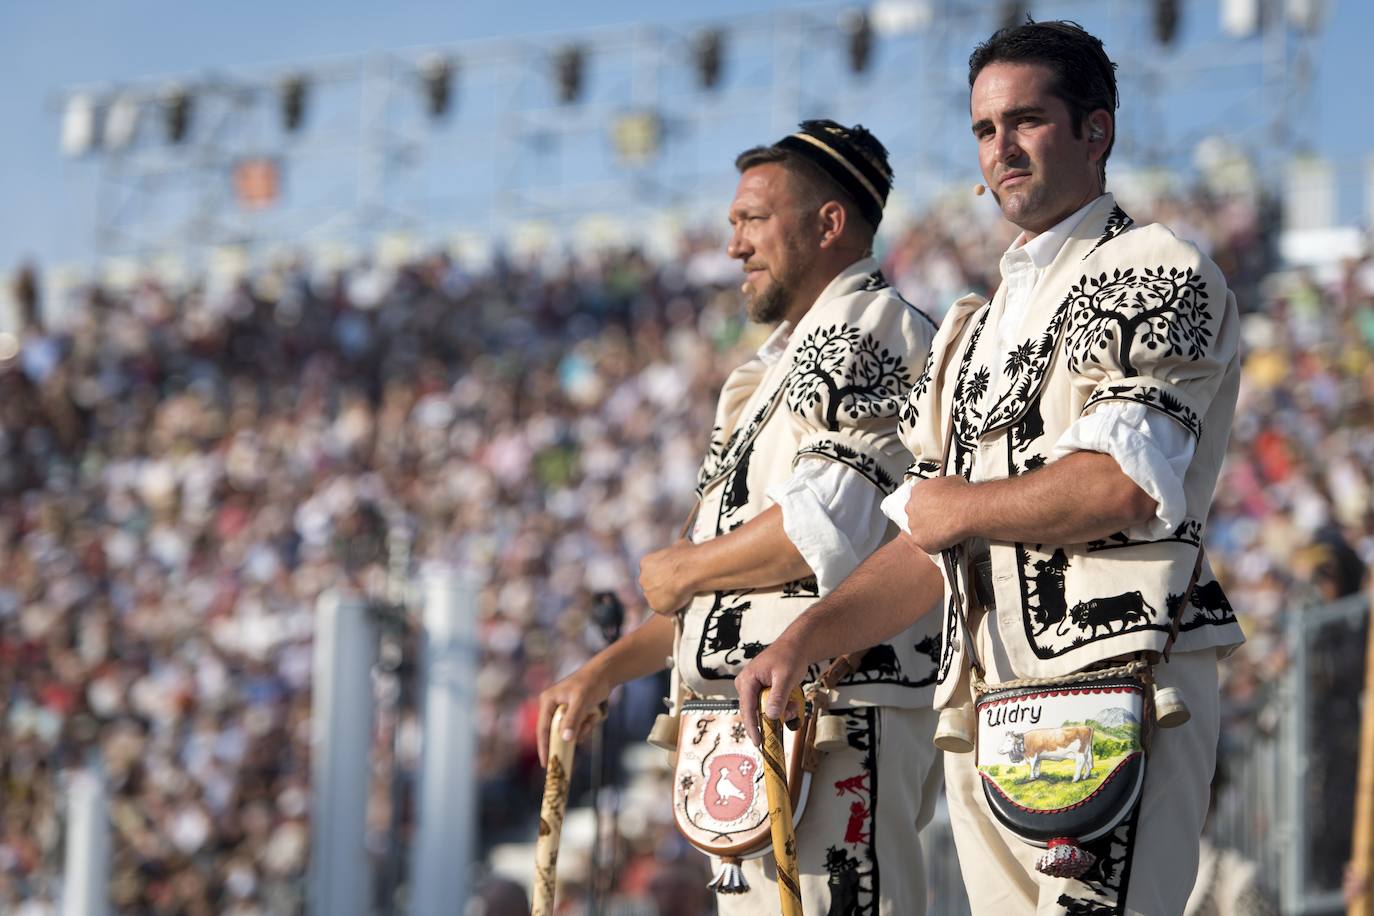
[812,650,866,694]
[936,394,988,682]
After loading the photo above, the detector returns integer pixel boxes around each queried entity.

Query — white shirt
[730,322,892,596]
[881,196,1194,541]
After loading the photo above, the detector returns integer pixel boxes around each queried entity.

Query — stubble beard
[746,279,791,325]
[994,177,1057,233]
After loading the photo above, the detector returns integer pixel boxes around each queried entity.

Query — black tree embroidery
[1066,266,1213,379]
[787,324,911,431]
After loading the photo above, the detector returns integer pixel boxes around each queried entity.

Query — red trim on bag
[978,752,1143,813]
[978,685,1139,708]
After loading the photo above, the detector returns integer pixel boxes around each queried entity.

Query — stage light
[1287,0,1326,32]
[60,93,98,157]
[1153,0,1180,45]
[280,75,308,133]
[104,93,140,150]
[611,111,662,164]
[554,44,585,105]
[692,29,724,90]
[1220,0,1260,37]
[842,11,873,75]
[162,85,192,144]
[420,54,454,119]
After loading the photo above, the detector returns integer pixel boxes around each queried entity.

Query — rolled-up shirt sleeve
[767,457,892,595]
[879,479,917,537]
[1052,401,1195,540]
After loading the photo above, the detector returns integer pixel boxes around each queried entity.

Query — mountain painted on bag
[1091,707,1140,728]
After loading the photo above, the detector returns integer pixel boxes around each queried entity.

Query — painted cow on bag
[999,726,1095,782]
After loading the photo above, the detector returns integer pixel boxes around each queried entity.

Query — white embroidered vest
[676,258,941,708]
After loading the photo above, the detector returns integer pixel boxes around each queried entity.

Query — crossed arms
[733,449,1156,744]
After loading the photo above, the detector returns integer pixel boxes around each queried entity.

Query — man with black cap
[538,120,944,913]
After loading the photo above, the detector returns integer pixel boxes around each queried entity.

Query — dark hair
[733,146,875,241]
[968,20,1118,179]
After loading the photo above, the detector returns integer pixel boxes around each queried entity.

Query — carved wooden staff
[760,687,804,916]
[532,705,576,916]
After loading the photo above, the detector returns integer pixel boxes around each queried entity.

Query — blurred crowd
[0,180,1369,913]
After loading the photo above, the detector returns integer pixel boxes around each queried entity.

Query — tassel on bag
[707,856,750,894]
[1036,838,1097,879]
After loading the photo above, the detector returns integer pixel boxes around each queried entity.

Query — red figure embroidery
[833,772,868,798]
[843,801,870,845]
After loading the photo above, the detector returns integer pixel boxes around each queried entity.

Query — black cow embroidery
[1167,577,1236,630]
[914,634,939,666]
[1059,591,1156,641]
[846,644,901,682]
[1029,549,1070,636]
[1190,579,1231,616]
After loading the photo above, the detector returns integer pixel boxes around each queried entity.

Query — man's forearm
[963,452,1156,544]
[675,504,813,593]
[908,451,1158,553]
[773,535,943,666]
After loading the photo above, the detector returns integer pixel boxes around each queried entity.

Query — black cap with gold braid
[774,119,894,229]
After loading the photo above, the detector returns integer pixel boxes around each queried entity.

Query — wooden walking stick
[532,705,576,916]
[760,687,805,916]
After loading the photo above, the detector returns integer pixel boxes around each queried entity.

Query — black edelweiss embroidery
[1087,518,1203,552]
[1083,383,1202,439]
[981,296,1071,434]
[787,323,912,432]
[904,348,937,417]
[949,318,989,478]
[1081,205,1135,261]
[695,382,784,496]
[1065,265,1214,379]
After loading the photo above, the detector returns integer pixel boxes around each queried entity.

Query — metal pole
[1282,604,1309,913]
[61,768,110,916]
[408,567,478,916]
[307,589,377,916]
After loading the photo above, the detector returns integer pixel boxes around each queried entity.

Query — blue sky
[1,0,1367,274]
